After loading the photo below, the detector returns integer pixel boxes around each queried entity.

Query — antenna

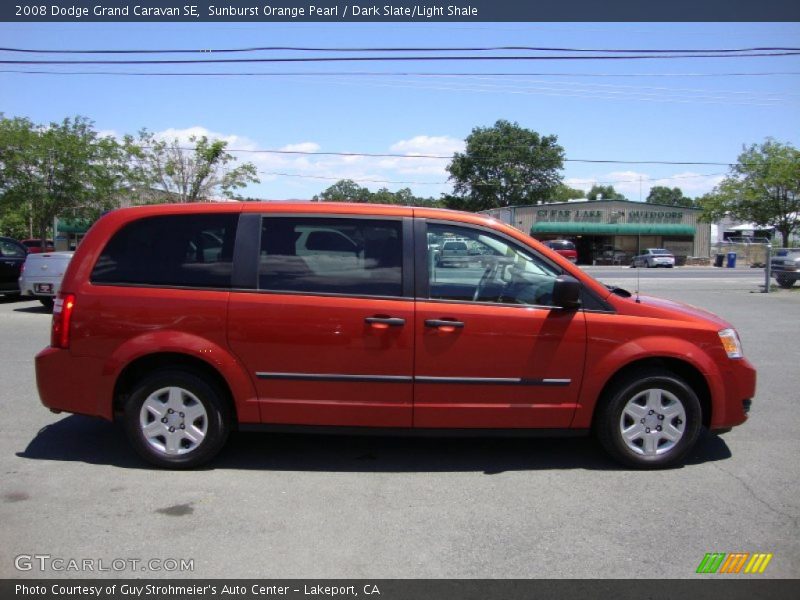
[635,233,641,303]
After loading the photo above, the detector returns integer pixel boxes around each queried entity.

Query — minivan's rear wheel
[123,370,230,469]
[596,369,702,468]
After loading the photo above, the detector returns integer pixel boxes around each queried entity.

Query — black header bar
[3,1,800,22]
[3,579,800,600]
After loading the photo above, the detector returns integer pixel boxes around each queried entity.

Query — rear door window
[91,213,239,288]
[259,217,403,297]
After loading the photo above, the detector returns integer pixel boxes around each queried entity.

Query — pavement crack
[713,463,799,529]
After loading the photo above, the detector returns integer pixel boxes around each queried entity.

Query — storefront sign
[628,211,684,223]
[536,208,685,224]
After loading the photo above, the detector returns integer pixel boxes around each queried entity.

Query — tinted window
[428,224,561,306]
[259,217,402,297]
[91,213,239,288]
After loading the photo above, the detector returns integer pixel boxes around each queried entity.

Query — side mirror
[552,275,582,310]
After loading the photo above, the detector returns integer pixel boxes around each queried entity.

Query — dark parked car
[0,237,28,297]
[598,246,628,265]
[770,248,800,288]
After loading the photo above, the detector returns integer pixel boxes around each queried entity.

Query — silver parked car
[18,251,74,309]
[631,248,675,268]
[770,248,800,288]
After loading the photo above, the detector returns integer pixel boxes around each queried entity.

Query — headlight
[718,328,743,359]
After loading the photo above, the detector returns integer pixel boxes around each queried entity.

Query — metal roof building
[483,199,711,265]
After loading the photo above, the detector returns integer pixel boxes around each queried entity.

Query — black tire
[123,369,231,469]
[39,297,54,310]
[595,369,702,469]
[776,274,796,289]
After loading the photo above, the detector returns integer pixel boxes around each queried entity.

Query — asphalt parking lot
[0,268,798,580]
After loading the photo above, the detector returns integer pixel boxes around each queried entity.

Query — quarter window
[91,213,239,288]
[427,223,561,306]
[259,217,403,297]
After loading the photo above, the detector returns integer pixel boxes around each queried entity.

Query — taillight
[51,293,76,349]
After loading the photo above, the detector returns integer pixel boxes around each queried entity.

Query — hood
[611,292,733,329]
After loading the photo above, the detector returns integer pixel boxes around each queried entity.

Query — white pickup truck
[18,251,74,309]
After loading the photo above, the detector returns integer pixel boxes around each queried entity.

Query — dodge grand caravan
[35,203,756,469]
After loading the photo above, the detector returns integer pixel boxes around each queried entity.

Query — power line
[319,75,795,107]
[3,45,800,55]
[258,169,727,188]
[0,141,748,167]
[258,171,446,185]
[206,146,742,166]
[2,51,800,66]
[3,69,800,78]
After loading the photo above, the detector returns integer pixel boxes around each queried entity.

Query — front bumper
[711,357,757,430]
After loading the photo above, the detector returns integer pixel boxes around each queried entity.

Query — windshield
[548,241,575,250]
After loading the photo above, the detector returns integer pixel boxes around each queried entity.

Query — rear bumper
[439,256,470,265]
[19,276,63,298]
[35,347,113,420]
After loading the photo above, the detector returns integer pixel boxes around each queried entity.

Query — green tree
[550,183,586,202]
[646,185,695,207]
[699,139,800,247]
[371,186,441,206]
[312,179,371,202]
[370,187,401,205]
[123,130,259,203]
[0,115,123,248]
[313,181,443,207]
[446,120,564,211]
[0,205,28,239]
[586,185,626,202]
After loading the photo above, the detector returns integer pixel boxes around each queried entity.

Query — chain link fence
[710,238,772,268]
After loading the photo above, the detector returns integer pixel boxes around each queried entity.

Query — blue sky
[1,21,799,201]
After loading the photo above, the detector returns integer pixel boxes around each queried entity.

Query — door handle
[425,319,465,331]
[365,316,406,329]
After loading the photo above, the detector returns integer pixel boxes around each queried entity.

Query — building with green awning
[54,218,93,250]
[483,199,710,265]
[56,219,92,235]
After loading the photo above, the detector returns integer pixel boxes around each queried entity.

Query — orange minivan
[35,203,756,469]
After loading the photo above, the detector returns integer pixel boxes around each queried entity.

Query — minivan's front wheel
[596,370,702,468]
[123,370,230,469]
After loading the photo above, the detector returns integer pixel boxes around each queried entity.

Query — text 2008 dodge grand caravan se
[35,203,756,469]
